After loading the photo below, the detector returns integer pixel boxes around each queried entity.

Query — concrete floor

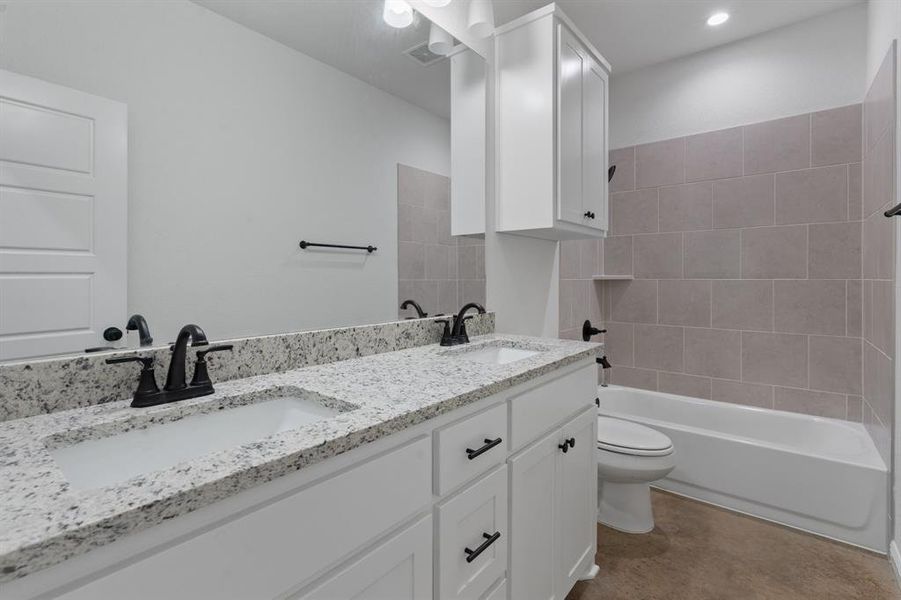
[566,490,900,600]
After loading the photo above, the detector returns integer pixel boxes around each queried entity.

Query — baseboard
[890,541,901,589]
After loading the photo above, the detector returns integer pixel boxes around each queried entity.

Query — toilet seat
[597,417,673,457]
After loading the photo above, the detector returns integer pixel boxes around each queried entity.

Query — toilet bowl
[597,416,675,534]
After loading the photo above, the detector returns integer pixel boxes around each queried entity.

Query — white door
[297,515,433,600]
[556,24,585,227]
[555,408,597,597]
[0,68,127,360]
[509,430,560,600]
[582,55,608,232]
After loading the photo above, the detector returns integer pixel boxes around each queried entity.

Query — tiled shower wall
[397,164,486,318]
[861,47,896,462]
[561,104,867,421]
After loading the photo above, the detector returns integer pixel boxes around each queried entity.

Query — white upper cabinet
[496,5,610,240]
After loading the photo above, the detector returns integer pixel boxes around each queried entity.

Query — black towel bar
[299,240,377,253]
[885,203,901,218]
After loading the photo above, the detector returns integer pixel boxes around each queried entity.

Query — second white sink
[461,346,540,365]
[50,390,353,490]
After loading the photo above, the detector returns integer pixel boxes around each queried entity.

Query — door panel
[509,431,559,600]
[582,56,607,232]
[556,25,584,226]
[0,68,126,360]
[297,515,432,600]
[555,408,597,596]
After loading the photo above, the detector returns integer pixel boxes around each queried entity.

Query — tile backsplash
[561,104,866,421]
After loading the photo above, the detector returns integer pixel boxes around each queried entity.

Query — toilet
[596,416,676,534]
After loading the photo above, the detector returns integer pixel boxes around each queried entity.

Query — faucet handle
[191,345,233,388]
[106,355,160,403]
[106,355,154,369]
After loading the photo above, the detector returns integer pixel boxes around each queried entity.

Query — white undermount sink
[458,345,541,365]
[50,390,352,491]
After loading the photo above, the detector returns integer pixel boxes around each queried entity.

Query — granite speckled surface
[0,314,494,423]
[0,333,599,582]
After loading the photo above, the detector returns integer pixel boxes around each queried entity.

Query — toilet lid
[597,417,673,457]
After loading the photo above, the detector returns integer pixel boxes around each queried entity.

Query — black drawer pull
[466,437,502,460]
[464,531,501,563]
[568,437,575,449]
[558,441,569,453]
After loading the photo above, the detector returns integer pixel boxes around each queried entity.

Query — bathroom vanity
[0,335,599,600]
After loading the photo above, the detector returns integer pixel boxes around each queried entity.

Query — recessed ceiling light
[383,0,414,28]
[707,12,729,26]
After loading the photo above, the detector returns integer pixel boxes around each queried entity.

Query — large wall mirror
[0,0,486,361]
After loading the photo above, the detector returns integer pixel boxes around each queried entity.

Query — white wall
[0,0,449,342]
[610,3,867,148]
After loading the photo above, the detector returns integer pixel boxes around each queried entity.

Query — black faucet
[582,320,607,342]
[400,299,428,319]
[439,302,486,346]
[106,324,232,407]
[126,314,154,347]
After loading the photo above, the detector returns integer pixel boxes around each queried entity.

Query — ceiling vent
[404,41,447,67]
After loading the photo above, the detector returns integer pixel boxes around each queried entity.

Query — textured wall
[861,48,896,464]
[561,104,865,421]
[397,164,485,318]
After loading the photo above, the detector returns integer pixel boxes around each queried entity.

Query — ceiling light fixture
[422,0,453,6]
[383,0,414,28]
[706,12,729,26]
[467,0,495,39]
[428,22,454,55]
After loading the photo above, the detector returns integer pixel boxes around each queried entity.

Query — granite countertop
[0,334,600,582]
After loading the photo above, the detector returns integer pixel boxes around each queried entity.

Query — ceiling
[195,0,862,119]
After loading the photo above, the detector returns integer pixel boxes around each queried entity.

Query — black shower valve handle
[195,344,234,361]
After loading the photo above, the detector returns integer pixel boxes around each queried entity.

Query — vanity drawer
[57,437,431,600]
[435,402,508,495]
[436,465,508,600]
[509,363,595,451]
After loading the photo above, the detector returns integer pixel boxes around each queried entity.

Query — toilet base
[598,481,655,533]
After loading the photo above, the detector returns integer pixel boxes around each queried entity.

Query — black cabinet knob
[558,441,569,453]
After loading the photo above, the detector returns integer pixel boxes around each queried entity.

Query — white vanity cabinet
[8,359,597,600]
[496,4,611,240]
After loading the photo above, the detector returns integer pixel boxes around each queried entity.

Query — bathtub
[598,385,889,552]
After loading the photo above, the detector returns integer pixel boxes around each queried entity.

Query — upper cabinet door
[582,55,608,232]
[556,24,585,227]
[0,68,127,361]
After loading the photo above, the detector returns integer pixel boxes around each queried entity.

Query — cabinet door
[555,408,597,597]
[509,431,561,600]
[297,515,432,600]
[556,24,586,227]
[582,55,608,232]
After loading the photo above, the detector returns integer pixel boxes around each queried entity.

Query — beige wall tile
[399,241,425,279]
[808,222,861,280]
[608,280,658,324]
[658,372,712,399]
[398,279,438,316]
[775,165,848,225]
[711,378,774,409]
[863,341,893,423]
[811,104,862,167]
[659,280,711,327]
[610,366,658,391]
[460,279,486,308]
[610,189,659,235]
[658,182,714,232]
[609,147,635,193]
[560,240,581,280]
[862,209,894,280]
[634,324,684,372]
[458,245,485,280]
[774,387,847,419]
[603,322,634,366]
[847,395,863,421]
[685,126,743,182]
[636,137,685,189]
[425,244,450,279]
[774,280,846,335]
[634,233,683,279]
[580,239,600,279]
[683,230,740,279]
[849,163,862,220]
[712,280,773,331]
[871,281,894,357]
[863,126,895,217]
[809,335,862,395]
[603,236,633,276]
[847,280,862,338]
[741,331,808,388]
[713,174,774,229]
[743,114,810,175]
[864,48,896,153]
[684,327,741,379]
[741,225,807,279]
[437,280,458,315]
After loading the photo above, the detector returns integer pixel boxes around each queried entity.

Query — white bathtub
[598,385,889,552]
